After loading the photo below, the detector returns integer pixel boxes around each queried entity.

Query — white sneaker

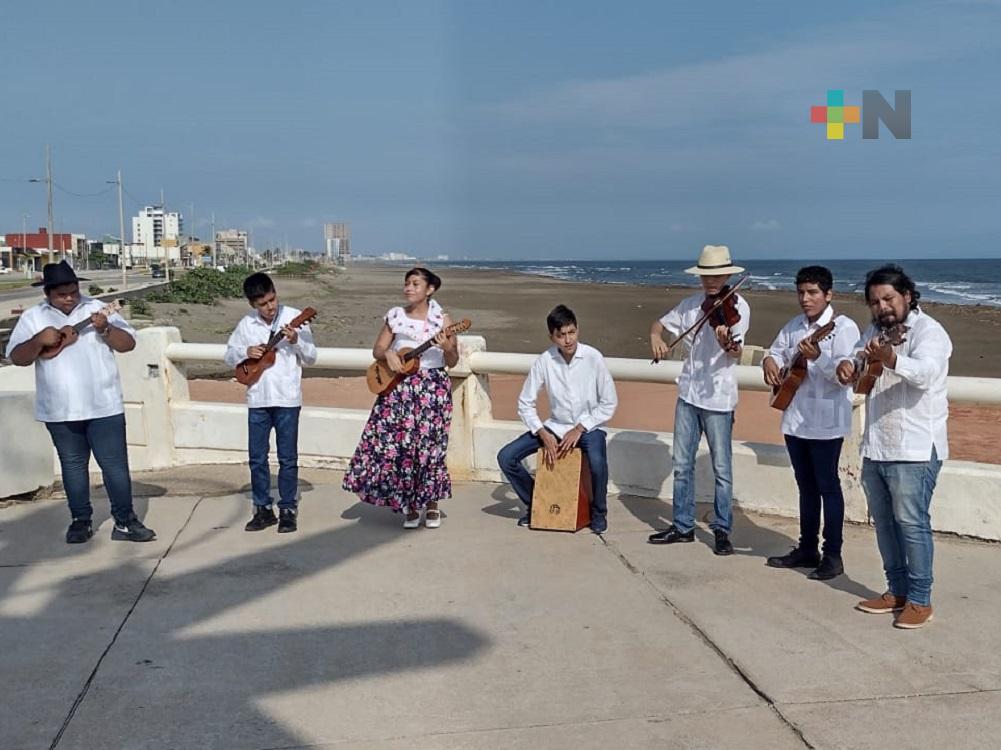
[403,511,422,529]
[424,507,442,529]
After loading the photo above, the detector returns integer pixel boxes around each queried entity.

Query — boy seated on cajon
[496,305,618,533]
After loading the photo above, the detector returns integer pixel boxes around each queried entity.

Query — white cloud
[751,219,781,232]
[485,3,999,132]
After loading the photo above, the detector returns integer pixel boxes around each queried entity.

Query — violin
[700,285,742,352]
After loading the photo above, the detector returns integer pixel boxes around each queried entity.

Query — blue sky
[1,0,999,259]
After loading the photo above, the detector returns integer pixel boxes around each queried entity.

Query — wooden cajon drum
[531,448,592,532]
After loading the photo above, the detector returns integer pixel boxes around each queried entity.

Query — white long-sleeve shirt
[5,296,136,422]
[847,308,952,461]
[224,305,318,408]
[659,292,751,412]
[765,305,860,440]
[517,343,618,439]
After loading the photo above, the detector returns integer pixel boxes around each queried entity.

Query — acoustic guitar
[39,300,123,359]
[234,307,318,387]
[853,322,909,395]
[768,318,838,411]
[366,318,471,395]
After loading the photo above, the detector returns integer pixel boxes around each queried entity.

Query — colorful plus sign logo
[810,90,861,140]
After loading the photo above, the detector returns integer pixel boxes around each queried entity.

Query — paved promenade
[2,465,999,749]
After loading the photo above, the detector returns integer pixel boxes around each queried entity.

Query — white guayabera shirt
[848,307,952,462]
[765,305,860,441]
[659,292,751,412]
[224,305,318,409]
[517,343,618,440]
[5,296,136,422]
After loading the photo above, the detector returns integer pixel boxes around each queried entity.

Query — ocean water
[440,259,1001,308]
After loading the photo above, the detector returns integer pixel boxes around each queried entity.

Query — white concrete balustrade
[2,327,1001,540]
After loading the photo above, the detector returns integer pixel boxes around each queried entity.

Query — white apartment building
[132,206,183,263]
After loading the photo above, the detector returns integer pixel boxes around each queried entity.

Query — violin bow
[652,273,750,364]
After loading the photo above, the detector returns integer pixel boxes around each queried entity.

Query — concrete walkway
[2,465,999,749]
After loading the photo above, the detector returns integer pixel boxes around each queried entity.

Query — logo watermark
[810,90,911,140]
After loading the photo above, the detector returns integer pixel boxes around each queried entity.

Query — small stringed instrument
[853,322,909,395]
[234,307,318,387]
[366,318,471,395]
[652,274,749,363]
[769,318,838,411]
[39,300,123,359]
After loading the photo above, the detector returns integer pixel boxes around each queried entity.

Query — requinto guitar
[234,307,318,387]
[366,318,471,395]
[39,299,123,359]
[853,322,909,395]
[768,318,839,411]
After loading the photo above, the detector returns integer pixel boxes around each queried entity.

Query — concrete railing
[3,327,1001,541]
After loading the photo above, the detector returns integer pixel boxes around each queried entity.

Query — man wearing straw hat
[647,245,749,555]
[5,260,156,545]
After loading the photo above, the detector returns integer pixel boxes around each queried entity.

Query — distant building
[216,229,249,265]
[324,222,351,263]
[132,206,183,264]
[2,228,74,270]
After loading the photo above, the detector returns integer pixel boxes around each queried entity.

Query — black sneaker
[807,554,844,581]
[713,529,734,556]
[590,514,608,535]
[517,513,531,528]
[766,546,821,569]
[648,525,694,545]
[277,508,298,534]
[245,506,278,532]
[111,515,156,543]
[65,518,93,544]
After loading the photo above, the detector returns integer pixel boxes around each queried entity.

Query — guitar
[853,322,909,395]
[768,318,838,411]
[39,300,123,359]
[234,307,318,387]
[366,318,472,395]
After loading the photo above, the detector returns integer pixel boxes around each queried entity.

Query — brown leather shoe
[856,592,907,614]
[894,602,934,629]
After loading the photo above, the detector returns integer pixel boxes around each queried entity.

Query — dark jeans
[496,428,609,518]
[249,406,301,509]
[45,413,135,523]
[784,435,845,557]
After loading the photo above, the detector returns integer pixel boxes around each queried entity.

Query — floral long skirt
[342,367,453,512]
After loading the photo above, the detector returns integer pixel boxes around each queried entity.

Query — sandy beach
[141,264,1001,464]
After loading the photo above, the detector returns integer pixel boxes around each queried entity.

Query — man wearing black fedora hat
[5,260,156,544]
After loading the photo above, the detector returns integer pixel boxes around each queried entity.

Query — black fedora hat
[31,260,89,288]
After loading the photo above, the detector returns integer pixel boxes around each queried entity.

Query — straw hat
[685,245,745,276]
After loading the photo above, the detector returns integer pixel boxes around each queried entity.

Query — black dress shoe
[648,525,694,545]
[807,554,844,580]
[713,529,734,556]
[277,508,298,534]
[245,506,278,532]
[766,546,821,569]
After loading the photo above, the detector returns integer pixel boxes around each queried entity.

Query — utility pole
[47,146,55,262]
[211,212,217,268]
[28,145,56,263]
[107,171,128,291]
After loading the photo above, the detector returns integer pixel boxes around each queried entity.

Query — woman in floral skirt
[342,267,459,528]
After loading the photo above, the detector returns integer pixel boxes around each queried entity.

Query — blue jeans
[861,447,941,606]
[248,406,301,509]
[497,429,609,518]
[45,413,135,523]
[785,435,845,557]
[671,398,733,534]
